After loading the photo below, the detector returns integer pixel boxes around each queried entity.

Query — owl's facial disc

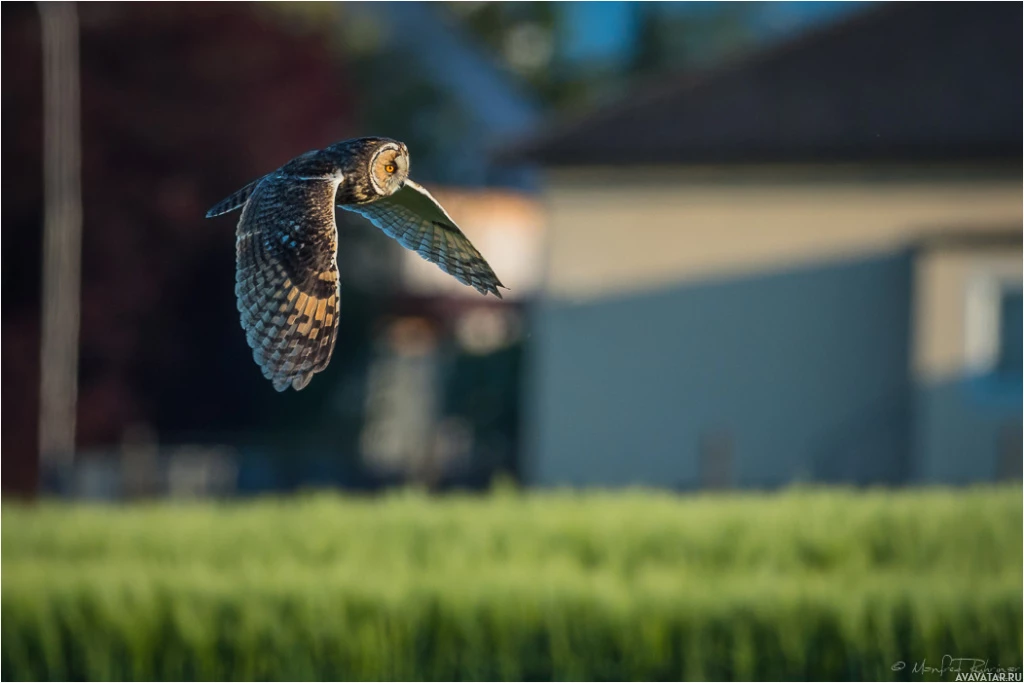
[369,143,409,197]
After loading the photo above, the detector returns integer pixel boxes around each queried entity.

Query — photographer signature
[891,656,1020,676]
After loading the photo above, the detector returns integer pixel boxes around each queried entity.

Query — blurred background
[2,3,1022,681]
[2,1,1020,500]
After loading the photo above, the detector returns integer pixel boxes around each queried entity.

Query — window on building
[995,288,1022,379]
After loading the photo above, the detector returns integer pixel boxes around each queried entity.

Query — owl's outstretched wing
[234,174,341,391]
[340,180,504,298]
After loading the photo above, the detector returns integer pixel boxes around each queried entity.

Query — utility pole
[37,1,83,479]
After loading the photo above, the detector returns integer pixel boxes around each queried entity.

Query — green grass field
[3,485,1021,681]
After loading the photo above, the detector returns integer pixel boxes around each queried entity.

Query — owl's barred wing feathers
[206,177,262,218]
[341,180,504,298]
[235,174,341,391]
[206,138,504,392]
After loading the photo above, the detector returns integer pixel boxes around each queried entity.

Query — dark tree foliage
[1,3,356,493]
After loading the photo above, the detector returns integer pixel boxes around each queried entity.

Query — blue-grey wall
[914,376,1022,483]
[525,251,915,488]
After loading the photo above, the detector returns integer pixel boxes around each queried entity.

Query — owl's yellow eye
[385,164,396,174]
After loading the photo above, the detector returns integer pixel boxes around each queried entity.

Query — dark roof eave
[519,147,1024,169]
[495,3,1023,169]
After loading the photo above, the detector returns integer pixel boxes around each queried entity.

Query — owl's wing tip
[475,282,505,299]
[207,178,263,219]
[205,204,234,219]
[260,364,324,394]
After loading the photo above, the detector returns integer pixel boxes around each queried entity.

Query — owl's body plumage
[206,137,504,392]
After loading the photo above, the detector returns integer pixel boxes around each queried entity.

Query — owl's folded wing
[235,174,341,391]
[340,180,504,298]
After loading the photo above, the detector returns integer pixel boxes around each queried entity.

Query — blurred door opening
[699,430,734,490]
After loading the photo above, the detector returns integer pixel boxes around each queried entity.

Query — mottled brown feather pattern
[235,174,341,391]
[341,196,504,298]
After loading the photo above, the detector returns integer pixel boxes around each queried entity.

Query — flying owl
[205,137,504,392]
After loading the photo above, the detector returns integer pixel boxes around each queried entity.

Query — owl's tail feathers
[205,178,263,218]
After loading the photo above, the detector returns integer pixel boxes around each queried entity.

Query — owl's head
[367,140,410,197]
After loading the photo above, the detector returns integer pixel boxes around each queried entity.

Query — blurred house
[505,4,1022,488]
